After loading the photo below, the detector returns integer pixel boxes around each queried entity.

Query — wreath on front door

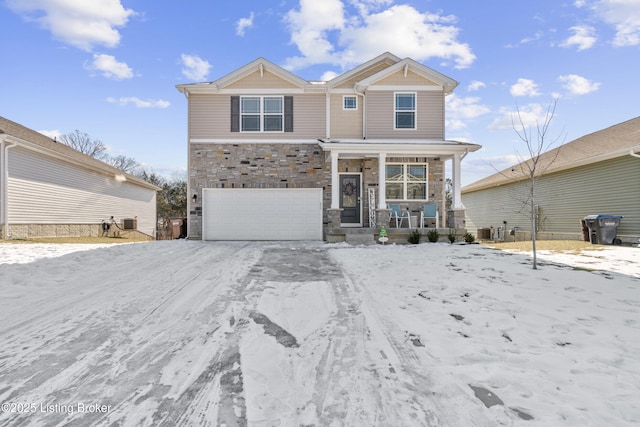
[343,181,357,196]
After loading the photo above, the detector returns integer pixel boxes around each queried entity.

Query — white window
[385,163,427,200]
[343,95,357,110]
[241,96,283,132]
[394,92,416,129]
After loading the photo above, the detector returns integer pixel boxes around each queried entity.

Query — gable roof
[326,52,401,89]
[355,57,459,93]
[176,52,458,95]
[176,57,322,95]
[463,116,640,193]
[0,116,159,191]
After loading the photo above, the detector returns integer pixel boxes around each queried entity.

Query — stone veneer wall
[189,143,332,239]
[188,144,446,239]
[3,224,155,240]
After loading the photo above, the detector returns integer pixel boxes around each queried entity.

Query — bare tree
[105,155,140,174]
[59,130,107,159]
[60,130,145,175]
[510,100,564,269]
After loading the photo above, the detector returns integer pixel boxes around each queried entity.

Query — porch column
[452,153,462,209]
[331,151,339,209]
[378,153,387,209]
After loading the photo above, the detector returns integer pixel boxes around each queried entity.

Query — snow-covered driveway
[0,241,638,426]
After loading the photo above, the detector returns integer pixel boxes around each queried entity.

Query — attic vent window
[343,96,357,110]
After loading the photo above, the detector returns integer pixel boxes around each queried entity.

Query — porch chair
[388,204,411,228]
[420,203,439,228]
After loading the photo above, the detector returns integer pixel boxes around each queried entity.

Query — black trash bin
[583,215,623,245]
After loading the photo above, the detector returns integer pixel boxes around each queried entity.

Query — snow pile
[0,243,113,264]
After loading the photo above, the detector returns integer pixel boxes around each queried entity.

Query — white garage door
[202,188,323,240]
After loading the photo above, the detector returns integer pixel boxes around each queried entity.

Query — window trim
[240,95,284,133]
[343,95,358,110]
[394,92,417,130]
[385,162,428,201]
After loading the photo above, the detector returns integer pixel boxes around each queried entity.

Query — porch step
[345,232,375,246]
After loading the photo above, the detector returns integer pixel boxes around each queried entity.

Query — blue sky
[1,0,639,185]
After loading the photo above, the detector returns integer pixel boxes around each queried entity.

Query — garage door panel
[202,188,323,240]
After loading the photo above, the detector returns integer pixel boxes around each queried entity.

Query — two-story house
[176,53,480,241]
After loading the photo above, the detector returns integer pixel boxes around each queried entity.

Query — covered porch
[318,139,480,243]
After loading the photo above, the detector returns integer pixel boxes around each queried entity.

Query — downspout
[353,83,366,139]
[325,92,331,139]
[630,150,640,159]
[1,137,17,239]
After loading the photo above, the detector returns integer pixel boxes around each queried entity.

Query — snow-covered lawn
[0,241,638,426]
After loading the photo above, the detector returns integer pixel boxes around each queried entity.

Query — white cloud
[519,30,545,45]
[6,0,135,51]
[467,81,486,92]
[561,25,597,50]
[180,54,212,81]
[446,94,491,120]
[579,0,640,46]
[284,0,346,69]
[350,0,394,16]
[107,97,170,109]
[236,12,255,37]
[445,94,491,130]
[88,53,133,80]
[510,78,541,97]
[488,104,548,131]
[321,70,339,81]
[558,74,600,95]
[284,1,475,70]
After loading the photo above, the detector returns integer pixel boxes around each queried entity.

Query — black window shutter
[230,96,240,132]
[284,96,293,132]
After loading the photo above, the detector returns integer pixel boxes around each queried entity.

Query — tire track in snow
[0,241,260,427]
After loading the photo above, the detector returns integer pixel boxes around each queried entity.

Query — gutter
[631,150,640,159]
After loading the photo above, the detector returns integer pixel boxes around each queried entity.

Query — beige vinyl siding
[463,155,640,239]
[7,147,157,236]
[225,69,300,89]
[375,69,438,86]
[330,94,363,138]
[365,91,444,139]
[189,94,227,139]
[189,94,325,140]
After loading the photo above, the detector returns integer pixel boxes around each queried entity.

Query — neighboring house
[0,117,160,239]
[176,53,481,241]
[462,116,640,243]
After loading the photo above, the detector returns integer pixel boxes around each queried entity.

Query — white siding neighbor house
[462,116,640,244]
[0,117,160,239]
[176,53,481,242]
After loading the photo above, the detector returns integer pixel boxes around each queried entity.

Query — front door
[340,174,361,226]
